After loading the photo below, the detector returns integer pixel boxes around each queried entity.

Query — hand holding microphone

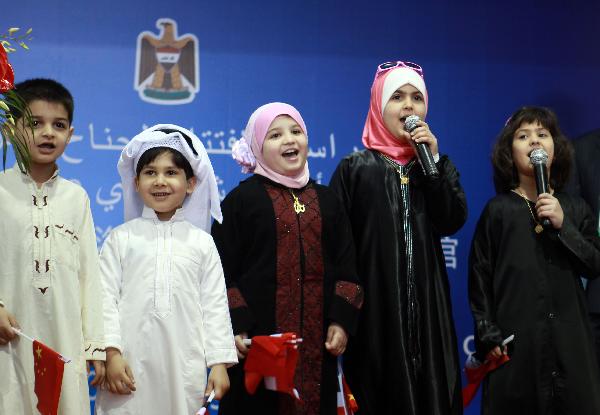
[404,115,439,178]
[530,148,564,229]
[529,149,552,229]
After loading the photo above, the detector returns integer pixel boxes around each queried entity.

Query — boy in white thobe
[0,79,105,414]
[95,125,237,415]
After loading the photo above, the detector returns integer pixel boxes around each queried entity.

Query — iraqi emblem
[134,18,199,105]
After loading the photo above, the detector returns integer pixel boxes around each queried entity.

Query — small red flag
[33,339,66,415]
[336,360,358,415]
[244,332,301,400]
[462,353,510,407]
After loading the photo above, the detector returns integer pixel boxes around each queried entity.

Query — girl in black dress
[469,106,600,415]
[330,61,467,415]
[213,102,363,415]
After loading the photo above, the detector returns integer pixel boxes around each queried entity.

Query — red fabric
[337,373,358,415]
[244,333,300,400]
[0,45,14,93]
[337,361,358,415]
[267,184,324,414]
[226,287,248,309]
[33,340,66,415]
[335,281,364,309]
[343,375,358,413]
[462,354,510,407]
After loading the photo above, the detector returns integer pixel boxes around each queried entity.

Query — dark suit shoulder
[573,129,600,151]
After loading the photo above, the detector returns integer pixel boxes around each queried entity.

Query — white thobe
[95,206,237,415]
[0,165,105,415]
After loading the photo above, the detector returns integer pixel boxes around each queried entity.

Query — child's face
[511,120,554,179]
[135,151,196,221]
[261,115,308,177]
[383,84,426,140]
[20,99,73,168]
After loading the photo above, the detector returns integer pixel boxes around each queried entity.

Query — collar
[253,173,313,191]
[15,163,60,185]
[141,205,187,222]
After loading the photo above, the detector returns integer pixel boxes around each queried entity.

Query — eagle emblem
[134,18,199,105]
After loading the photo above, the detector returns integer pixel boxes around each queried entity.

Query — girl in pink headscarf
[329,62,467,415]
[212,102,363,415]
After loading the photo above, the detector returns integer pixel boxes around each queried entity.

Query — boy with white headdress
[95,125,237,415]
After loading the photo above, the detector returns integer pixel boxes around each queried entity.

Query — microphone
[529,148,552,228]
[404,115,439,178]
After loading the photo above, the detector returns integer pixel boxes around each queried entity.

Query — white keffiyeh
[118,124,222,231]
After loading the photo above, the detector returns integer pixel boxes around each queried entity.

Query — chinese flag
[244,332,300,400]
[336,360,358,415]
[33,340,66,415]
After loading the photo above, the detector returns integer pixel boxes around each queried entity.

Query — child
[469,106,600,414]
[212,102,363,414]
[0,78,105,414]
[329,62,467,415]
[95,125,237,414]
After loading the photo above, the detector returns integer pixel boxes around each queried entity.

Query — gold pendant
[535,224,544,234]
[293,199,306,214]
[290,191,306,214]
[400,175,409,185]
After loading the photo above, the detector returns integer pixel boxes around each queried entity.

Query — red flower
[0,45,15,93]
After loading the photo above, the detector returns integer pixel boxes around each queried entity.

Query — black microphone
[404,115,439,178]
[529,148,552,228]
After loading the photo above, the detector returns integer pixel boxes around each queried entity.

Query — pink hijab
[362,66,428,165]
[231,102,310,189]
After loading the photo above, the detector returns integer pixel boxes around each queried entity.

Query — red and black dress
[212,174,363,415]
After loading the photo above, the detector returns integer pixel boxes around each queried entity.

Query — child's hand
[234,332,249,360]
[536,193,564,229]
[105,348,136,394]
[88,360,106,387]
[0,305,19,345]
[408,120,439,157]
[486,345,507,360]
[325,323,348,356]
[206,363,230,400]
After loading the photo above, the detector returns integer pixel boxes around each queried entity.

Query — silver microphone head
[404,115,420,133]
[529,148,548,165]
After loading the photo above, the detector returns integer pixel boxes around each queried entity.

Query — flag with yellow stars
[33,339,66,415]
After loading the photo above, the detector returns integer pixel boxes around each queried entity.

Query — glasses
[376,61,424,78]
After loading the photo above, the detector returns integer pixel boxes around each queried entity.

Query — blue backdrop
[6,0,600,413]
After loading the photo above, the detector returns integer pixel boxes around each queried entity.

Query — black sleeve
[420,155,468,236]
[323,187,363,336]
[211,188,256,334]
[329,157,354,219]
[558,196,600,279]
[468,202,504,359]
